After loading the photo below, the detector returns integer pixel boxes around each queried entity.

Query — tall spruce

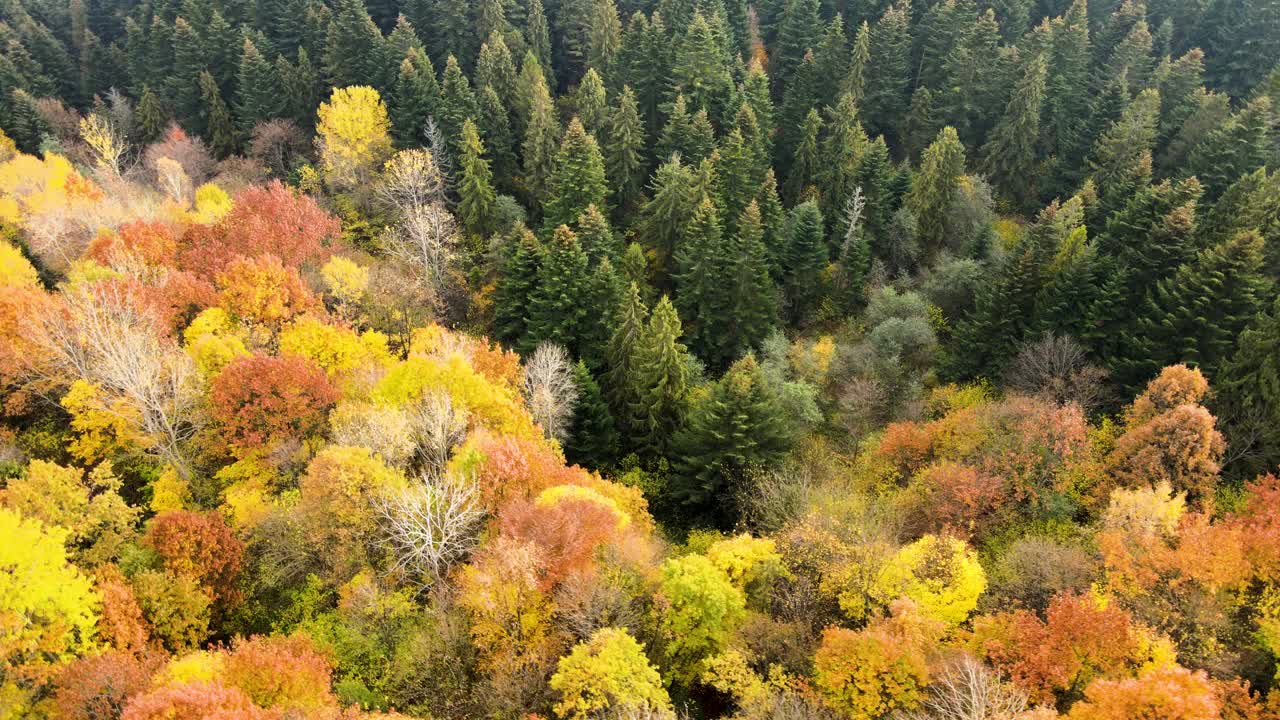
[543,118,610,230]
[457,119,497,237]
[629,295,690,456]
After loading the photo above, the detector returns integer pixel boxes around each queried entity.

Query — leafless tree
[523,342,579,442]
[36,282,203,477]
[154,156,193,204]
[377,148,445,214]
[380,202,460,309]
[898,655,1028,720]
[249,119,308,178]
[408,392,469,474]
[423,116,454,198]
[741,462,822,534]
[377,471,485,588]
[1005,334,1110,412]
[144,125,216,186]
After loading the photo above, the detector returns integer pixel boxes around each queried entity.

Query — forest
[1,0,1280,716]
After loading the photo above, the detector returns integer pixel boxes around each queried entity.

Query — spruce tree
[493,225,543,346]
[812,15,849,109]
[757,169,788,282]
[526,225,593,356]
[543,118,610,230]
[857,136,895,247]
[605,85,646,212]
[169,18,207,132]
[982,54,1047,212]
[864,0,912,142]
[672,354,791,528]
[670,12,734,123]
[844,20,871,105]
[820,93,870,228]
[775,0,821,87]
[629,295,690,456]
[674,197,726,361]
[902,87,941,162]
[714,129,757,237]
[907,126,966,256]
[587,0,623,78]
[236,38,285,133]
[136,84,168,142]
[724,202,780,361]
[834,191,872,313]
[581,257,625,370]
[525,0,553,80]
[621,243,649,294]
[1219,295,1280,472]
[476,31,518,102]
[324,0,387,90]
[1184,95,1273,203]
[458,119,497,237]
[637,155,698,278]
[478,85,517,190]
[391,50,438,146]
[519,55,561,205]
[784,108,821,203]
[564,360,620,468]
[783,200,828,325]
[200,70,238,157]
[438,55,479,152]
[575,204,622,265]
[605,282,649,432]
[570,68,609,138]
[657,94,694,163]
[1087,87,1160,222]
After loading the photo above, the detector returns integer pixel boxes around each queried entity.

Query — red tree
[51,650,163,720]
[143,510,245,612]
[223,635,336,713]
[209,354,338,455]
[121,681,279,720]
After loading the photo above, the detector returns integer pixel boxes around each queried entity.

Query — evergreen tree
[902,87,941,162]
[136,84,168,142]
[834,191,872,313]
[200,70,238,157]
[520,55,561,205]
[605,85,646,212]
[390,50,438,146]
[493,225,543,346]
[458,119,497,237]
[438,55,479,152]
[864,0,912,142]
[1184,96,1273,203]
[543,118,610,230]
[714,129,757,236]
[629,295,690,456]
[674,197,727,361]
[670,12,734,124]
[605,281,649,431]
[637,155,698,278]
[1087,87,1159,222]
[280,48,324,127]
[616,12,669,132]
[325,0,387,90]
[565,360,620,468]
[857,136,895,246]
[775,0,821,87]
[236,38,285,133]
[784,108,821,203]
[476,31,518,102]
[477,85,517,189]
[621,243,649,294]
[587,0,623,78]
[169,18,207,132]
[820,93,870,228]
[982,53,1047,212]
[526,225,593,356]
[570,68,609,138]
[783,200,828,325]
[1043,0,1091,195]
[581,257,625,370]
[757,169,788,282]
[1219,294,1280,472]
[672,355,791,528]
[657,94,694,162]
[723,202,780,361]
[575,205,622,265]
[844,20,871,105]
[907,126,966,255]
[812,16,849,109]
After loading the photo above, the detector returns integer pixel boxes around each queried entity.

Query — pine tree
[575,205,622,265]
[493,225,543,346]
[526,225,593,356]
[477,85,517,190]
[526,0,553,79]
[784,108,822,203]
[857,136,895,246]
[864,0,912,142]
[844,20,872,105]
[587,0,623,78]
[714,129,756,236]
[629,295,690,456]
[775,0,821,87]
[779,52,820,168]
[1184,96,1273,203]
[236,38,285,133]
[543,118,610,230]
[474,0,512,46]
[672,354,791,528]
[637,155,698,278]
[571,68,609,138]
[734,103,769,190]
[982,54,1047,212]
[605,85,646,212]
[674,197,727,361]
[281,47,324,127]
[670,12,734,124]
[657,94,694,163]
[200,70,238,157]
[520,55,561,205]
[169,18,207,132]
[564,360,620,468]
[324,0,387,90]
[820,93,870,228]
[1087,87,1159,222]
[390,50,437,146]
[724,202,780,361]
[458,119,497,237]
[621,243,649,294]
[757,169,788,282]
[581,256,625,370]
[438,55,479,152]
[907,126,966,256]
[783,200,828,325]
[136,84,168,142]
[476,31,518,101]
[605,282,649,431]
[812,15,849,109]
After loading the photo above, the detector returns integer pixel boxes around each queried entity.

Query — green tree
[605,282,649,433]
[775,0,821,87]
[575,204,622,265]
[543,118,610,230]
[864,0,912,141]
[670,12,733,123]
[844,20,872,105]
[525,0,553,78]
[672,355,792,527]
[551,627,669,719]
[656,554,746,683]
[982,54,1047,212]
[571,68,609,138]
[605,85,646,212]
[200,70,238,157]
[586,0,623,78]
[784,108,822,203]
[458,119,497,236]
[1184,96,1273,203]
[520,55,561,204]
[438,54,479,152]
[1087,88,1160,222]
[493,224,543,346]
[478,84,517,188]
[629,296,690,455]
[324,0,387,90]
[674,197,726,360]
[526,225,593,356]
[907,126,966,255]
[783,200,828,325]
[637,155,698,279]
[564,361,620,469]
[390,49,438,147]
[820,93,870,228]
[236,38,285,133]
[136,84,168,142]
[476,31,518,102]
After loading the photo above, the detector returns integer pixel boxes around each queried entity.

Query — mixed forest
[2,0,1280,716]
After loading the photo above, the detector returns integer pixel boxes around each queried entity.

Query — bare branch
[522,342,579,442]
[377,471,485,588]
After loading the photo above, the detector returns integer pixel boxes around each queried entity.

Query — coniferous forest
[3,0,1280,715]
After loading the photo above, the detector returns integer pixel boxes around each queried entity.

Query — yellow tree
[550,627,671,719]
[316,86,394,190]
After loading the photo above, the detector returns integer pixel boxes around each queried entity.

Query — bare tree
[79,112,130,178]
[380,202,461,309]
[1005,334,1110,412]
[377,471,485,587]
[154,156,193,204]
[35,282,203,477]
[377,148,445,214]
[408,392,469,474]
[423,116,454,198]
[522,342,579,442]
[249,119,308,178]
[898,655,1028,720]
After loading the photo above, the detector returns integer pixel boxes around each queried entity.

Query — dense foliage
[2,0,1280,716]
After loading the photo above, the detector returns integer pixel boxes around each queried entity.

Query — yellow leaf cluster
[316,86,393,189]
[0,242,38,287]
